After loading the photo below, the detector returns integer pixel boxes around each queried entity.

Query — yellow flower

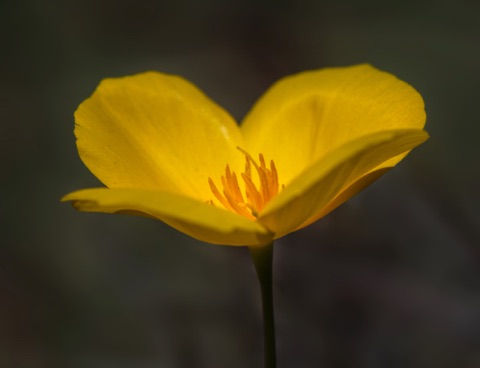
[63,64,428,246]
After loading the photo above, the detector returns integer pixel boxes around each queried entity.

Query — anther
[207,148,282,220]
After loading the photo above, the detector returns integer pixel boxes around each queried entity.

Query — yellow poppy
[62,64,428,246]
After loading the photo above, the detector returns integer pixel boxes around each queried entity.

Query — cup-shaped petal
[75,72,244,201]
[62,189,273,246]
[258,129,429,237]
[241,64,426,186]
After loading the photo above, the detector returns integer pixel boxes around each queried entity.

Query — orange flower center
[208,147,282,220]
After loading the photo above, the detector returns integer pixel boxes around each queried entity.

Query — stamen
[207,148,283,220]
[208,177,233,212]
[269,160,279,199]
[241,172,262,213]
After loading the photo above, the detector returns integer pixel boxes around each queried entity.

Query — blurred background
[1,0,479,367]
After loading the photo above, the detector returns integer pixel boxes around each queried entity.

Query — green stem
[249,243,276,368]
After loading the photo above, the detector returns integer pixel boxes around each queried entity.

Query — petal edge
[259,129,428,236]
[62,188,273,246]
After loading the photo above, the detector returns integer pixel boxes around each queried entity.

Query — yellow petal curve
[258,129,429,237]
[241,64,426,185]
[295,167,392,230]
[62,188,273,246]
[75,72,243,201]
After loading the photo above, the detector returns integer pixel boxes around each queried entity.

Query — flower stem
[249,243,276,368]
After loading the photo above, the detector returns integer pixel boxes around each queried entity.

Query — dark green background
[1,0,479,367]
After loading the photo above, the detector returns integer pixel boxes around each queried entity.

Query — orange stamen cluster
[208,148,281,220]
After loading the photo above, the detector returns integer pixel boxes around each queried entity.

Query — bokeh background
[1,0,479,367]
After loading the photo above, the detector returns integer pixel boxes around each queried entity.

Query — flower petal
[241,64,426,185]
[295,167,392,230]
[62,188,273,246]
[258,129,429,237]
[75,72,243,201]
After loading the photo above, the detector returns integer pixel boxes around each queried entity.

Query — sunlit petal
[258,129,428,236]
[75,72,243,201]
[62,188,273,246]
[241,64,426,184]
[295,167,392,230]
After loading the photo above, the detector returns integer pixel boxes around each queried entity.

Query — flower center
[208,147,282,220]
